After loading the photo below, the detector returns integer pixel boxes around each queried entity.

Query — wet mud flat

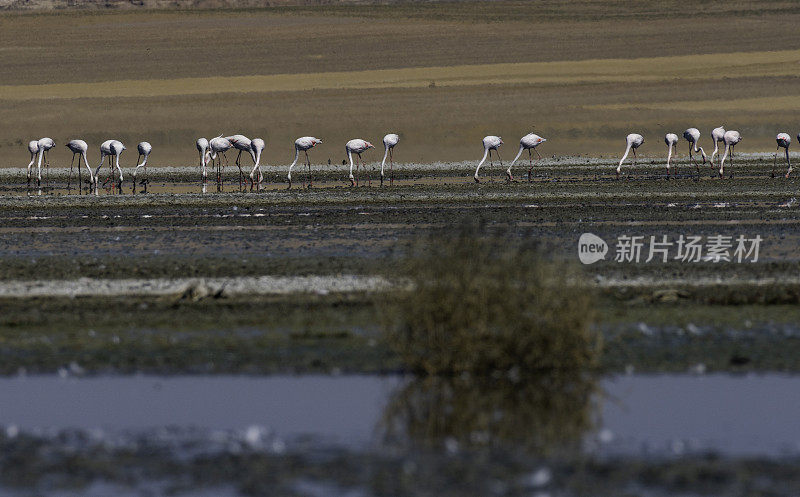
[1,158,800,374]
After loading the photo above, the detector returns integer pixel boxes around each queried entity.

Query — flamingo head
[315,138,323,144]
[538,138,547,144]
[366,141,374,149]
[499,138,504,145]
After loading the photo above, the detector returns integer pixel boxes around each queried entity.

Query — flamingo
[209,135,235,191]
[682,128,708,172]
[65,139,92,192]
[773,133,791,178]
[287,136,322,189]
[247,138,265,190]
[34,137,55,188]
[380,133,399,186]
[133,141,152,192]
[26,140,39,187]
[616,133,644,179]
[225,134,252,189]
[474,135,503,183]
[196,138,211,182]
[710,126,726,166]
[345,139,374,187]
[718,130,742,178]
[664,133,678,178]
[508,133,546,182]
[95,139,126,190]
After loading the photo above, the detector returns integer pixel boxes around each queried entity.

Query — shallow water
[1,373,799,457]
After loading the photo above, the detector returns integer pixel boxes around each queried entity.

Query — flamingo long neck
[474,147,490,178]
[697,145,708,161]
[477,147,489,168]
[137,156,148,168]
[95,153,105,178]
[289,147,299,168]
[786,148,791,168]
[711,140,719,160]
[199,148,207,166]
[381,146,390,169]
[666,144,673,167]
[348,149,355,178]
[80,152,90,169]
[510,145,525,166]
[36,149,44,168]
[618,143,632,168]
[720,143,730,169]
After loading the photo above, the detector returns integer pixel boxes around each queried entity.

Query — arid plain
[2,0,800,166]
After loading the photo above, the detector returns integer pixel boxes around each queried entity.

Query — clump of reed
[383,224,600,375]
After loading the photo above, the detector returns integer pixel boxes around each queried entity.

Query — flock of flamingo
[20,127,796,193]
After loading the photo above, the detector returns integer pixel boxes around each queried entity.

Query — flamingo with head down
[616,133,644,179]
[345,139,374,187]
[474,135,503,183]
[508,133,546,182]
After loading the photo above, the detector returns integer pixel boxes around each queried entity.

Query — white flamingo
[95,139,126,189]
[35,137,55,188]
[508,133,546,182]
[247,138,265,190]
[209,135,235,191]
[710,126,726,166]
[225,134,252,189]
[474,135,503,183]
[65,139,92,191]
[718,130,742,178]
[773,133,791,178]
[196,138,211,182]
[682,128,708,172]
[26,140,39,186]
[665,133,679,177]
[288,136,322,189]
[616,133,644,179]
[345,139,374,187]
[133,141,152,191]
[380,133,399,186]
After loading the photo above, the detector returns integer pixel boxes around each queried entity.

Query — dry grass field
[1,1,800,166]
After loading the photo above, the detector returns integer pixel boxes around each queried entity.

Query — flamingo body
[248,138,266,189]
[380,133,399,185]
[508,133,546,181]
[34,137,55,187]
[710,126,726,166]
[65,139,93,187]
[209,135,234,190]
[775,132,792,178]
[665,133,678,175]
[26,140,39,182]
[133,141,152,178]
[287,136,322,188]
[616,133,644,178]
[683,127,708,169]
[474,135,503,182]
[197,138,211,179]
[96,139,126,186]
[346,139,375,187]
[718,130,741,178]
